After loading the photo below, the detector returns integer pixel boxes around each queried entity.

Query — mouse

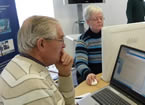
[91,79,98,86]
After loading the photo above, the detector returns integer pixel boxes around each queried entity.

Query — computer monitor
[102,22,145,82]
[64,34,80,58]
[63,0,105,4]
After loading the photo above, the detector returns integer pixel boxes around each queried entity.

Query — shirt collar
[20,53,46,67]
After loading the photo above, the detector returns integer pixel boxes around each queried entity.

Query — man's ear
[36,38,44,50]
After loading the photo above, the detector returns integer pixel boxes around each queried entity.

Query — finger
[86,78,92,85]
[89,76,94,84]
[62,55,70,65]
[63,56,73,65]
[92,75,97,80]
[89,74,96,80]
[89,74,93,80]
[61,53,66,63]
[61,51,71,63]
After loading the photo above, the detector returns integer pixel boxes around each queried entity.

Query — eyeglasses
[45,38,64,43]
[90,17,104,21]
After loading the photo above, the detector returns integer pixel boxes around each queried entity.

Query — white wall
[53,0,128,35]
[15,0,54,26]
[15,0,128,35]
[53,0,78,34]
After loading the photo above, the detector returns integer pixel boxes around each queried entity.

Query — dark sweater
[75,28,102,83]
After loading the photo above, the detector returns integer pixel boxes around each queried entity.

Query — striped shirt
[75,28,102,83]
[0,55,75,105]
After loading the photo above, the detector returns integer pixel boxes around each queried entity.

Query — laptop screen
[111,45,145,103]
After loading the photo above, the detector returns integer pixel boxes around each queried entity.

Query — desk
[75,73,109,96]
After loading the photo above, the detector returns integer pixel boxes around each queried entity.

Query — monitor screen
[112,46,145,98]
[102,22,145,82]
[64,0,105,4]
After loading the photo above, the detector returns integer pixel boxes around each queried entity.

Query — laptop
[78,45,145,105]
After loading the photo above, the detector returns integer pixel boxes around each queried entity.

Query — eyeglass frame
[44,38,64,43]
[89,17,104,22]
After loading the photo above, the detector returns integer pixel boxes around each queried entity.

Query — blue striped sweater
[75,28,102,83]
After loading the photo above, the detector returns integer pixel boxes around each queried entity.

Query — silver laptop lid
[110,45,145,104]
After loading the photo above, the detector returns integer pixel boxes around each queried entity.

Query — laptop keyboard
[92,88,131,105]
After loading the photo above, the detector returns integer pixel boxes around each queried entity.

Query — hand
[55,50,73,77]
[86,73,97,85]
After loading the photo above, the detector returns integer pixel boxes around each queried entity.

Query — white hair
[17,15,59,53]
[83,5,103,21]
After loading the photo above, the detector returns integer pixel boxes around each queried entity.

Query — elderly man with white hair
[0,16,75,105]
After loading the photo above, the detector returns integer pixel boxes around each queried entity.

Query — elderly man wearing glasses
[75,5,104,85]
[0,16,75,105]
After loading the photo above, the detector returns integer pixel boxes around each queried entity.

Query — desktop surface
[75,73,109,96]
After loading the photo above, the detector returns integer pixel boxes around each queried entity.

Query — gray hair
[17,15,59,53]
[83,5,103,21]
